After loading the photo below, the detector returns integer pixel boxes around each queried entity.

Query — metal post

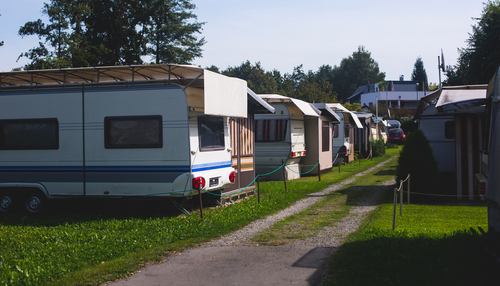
[408,175,411,205]
[318,163,321,182]
[338,156,341,173]
[399,182,403,216]
[393,187,397,230]
[257,173,260,204]
[282,159,288,193]
[198,188,203,218]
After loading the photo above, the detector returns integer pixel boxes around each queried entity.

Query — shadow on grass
[327,228,499,286]
[0,197,189,226]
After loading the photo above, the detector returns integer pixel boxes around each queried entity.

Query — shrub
[401,117,418,134]
[370,139,386,157]
[396,130,440,198]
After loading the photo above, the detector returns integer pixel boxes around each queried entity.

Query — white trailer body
[0,65,247,213]
[418,105,456,173]
[325,103,363,163]
[255,95,319,181]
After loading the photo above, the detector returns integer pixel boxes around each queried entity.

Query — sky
[0,0,487,85]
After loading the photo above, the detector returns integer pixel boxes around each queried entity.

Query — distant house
[347,77,427,116]
[414,84,487,200]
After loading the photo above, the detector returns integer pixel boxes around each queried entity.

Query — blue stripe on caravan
[85,165,190,173]
[192,161,232,172]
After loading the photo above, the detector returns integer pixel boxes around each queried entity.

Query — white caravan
[254,95,319,180]
[0,65,248,213]
[325,103,363,163]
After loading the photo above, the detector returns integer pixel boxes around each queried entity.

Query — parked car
[388,128,406,144]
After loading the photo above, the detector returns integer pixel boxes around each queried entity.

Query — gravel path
[204,159,395,248]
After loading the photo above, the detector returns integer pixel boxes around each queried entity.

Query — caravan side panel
[83,85,191,197]
[0,89,84,196]
[419,116,455,172]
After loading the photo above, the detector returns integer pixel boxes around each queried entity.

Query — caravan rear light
[478,182,486,196]
[229,171,236,183]
[192,177,206,190]
[291,151,306,158]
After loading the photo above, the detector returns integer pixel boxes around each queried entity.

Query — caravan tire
[25,194,45,214]
[0,193,14,213]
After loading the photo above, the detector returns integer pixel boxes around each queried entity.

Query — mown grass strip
[323,179,491,286]
[0,147,401,286]
[252,154,400,246]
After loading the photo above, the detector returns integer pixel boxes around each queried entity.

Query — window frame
[0,118,59,150]
[198,116,226,152]
[322,121,330,152]
[255,119,288,142]
[444,121,455,139]
[104,115,163,149]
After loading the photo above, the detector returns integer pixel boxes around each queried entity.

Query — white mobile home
[255,95,319,180]
[0,65,248,213]
[325,103,363,163]
[304,103,342,174]
[415,84,487,199]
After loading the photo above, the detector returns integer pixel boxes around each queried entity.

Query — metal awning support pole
[132,67,135,86]
[392,187,397,230]
[182,71,203,91]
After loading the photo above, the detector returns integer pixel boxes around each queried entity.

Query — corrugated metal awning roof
[0,64,208,88]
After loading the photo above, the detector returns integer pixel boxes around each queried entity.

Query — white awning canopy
[325,103,363,128]
[258,94,320,117]
[436,88,487,108]
[312,103,342,122]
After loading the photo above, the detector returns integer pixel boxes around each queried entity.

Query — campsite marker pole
[282,159,288,193]
[257,173,260,204]
[318,163,321,182]
[392,187,397,230]
[198,188,203,218]
[400,181,403,216]
[408,175,411,205]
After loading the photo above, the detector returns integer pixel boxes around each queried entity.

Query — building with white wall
[347,79,428,114]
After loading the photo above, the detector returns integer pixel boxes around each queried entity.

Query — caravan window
[198,116,225,151]
[444,121,455,139]
[105,115,162,148]
[0,118,58,150]
[322,121,330,151]
[255,119,287,142]
[332,124,339,138]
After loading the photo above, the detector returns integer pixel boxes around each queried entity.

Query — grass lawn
[0,147,400,286]
[322,176,494,286]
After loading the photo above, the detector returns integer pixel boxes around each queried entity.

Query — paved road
[107,245,333,286]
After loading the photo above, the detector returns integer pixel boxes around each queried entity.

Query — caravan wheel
[25,194,44,214]
[0,194,14,213]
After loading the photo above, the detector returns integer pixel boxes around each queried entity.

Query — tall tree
[334,46,386,101]
[145,0,206,64]
[17,0,205,69]
[18,0,73,69]
[445,0,500,84]
[222,61,278,94]
[411,56,429,91]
